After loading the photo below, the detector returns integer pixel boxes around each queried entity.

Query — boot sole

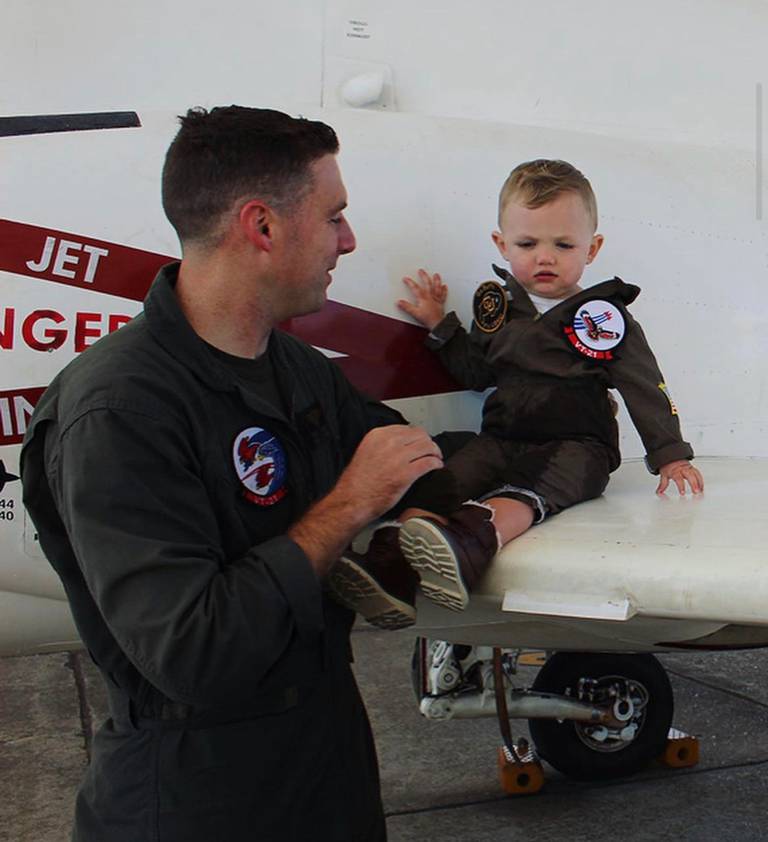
[328,556,416,630]
[398,518,469,612]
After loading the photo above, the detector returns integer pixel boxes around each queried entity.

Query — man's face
[492,191,603,299]
[277,154,356,317]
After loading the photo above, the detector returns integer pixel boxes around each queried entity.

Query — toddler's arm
[397,269,447,330]
[656,460,704,496]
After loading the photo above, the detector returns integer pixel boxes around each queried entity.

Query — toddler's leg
[399,498,534,611]
[327,522,420,630]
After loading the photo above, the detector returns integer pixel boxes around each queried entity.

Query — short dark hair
[161,105,339,246]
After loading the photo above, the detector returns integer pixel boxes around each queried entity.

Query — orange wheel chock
[497,745,545,795]
[657,728,700,769]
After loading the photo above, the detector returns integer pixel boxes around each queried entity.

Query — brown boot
[327,524,419,630]
[398,503,500,612]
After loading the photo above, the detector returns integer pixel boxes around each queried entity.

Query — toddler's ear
[491,230,509,260]
[586,233,604,264]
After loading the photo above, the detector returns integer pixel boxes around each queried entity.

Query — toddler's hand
[656,460,704,496]
[397,269,448,330]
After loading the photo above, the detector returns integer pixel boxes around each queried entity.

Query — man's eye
[330,217,342,225]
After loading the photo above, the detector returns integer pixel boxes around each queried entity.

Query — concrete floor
[2,630,767,841]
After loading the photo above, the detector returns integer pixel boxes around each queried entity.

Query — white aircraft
[2,0,767,789]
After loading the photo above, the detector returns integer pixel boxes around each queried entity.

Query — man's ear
[586,233,604,264]
[239,200,275,252]
[491,229,509,261]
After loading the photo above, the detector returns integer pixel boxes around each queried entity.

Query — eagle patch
[232,426,288,506]
[563,299,626,361]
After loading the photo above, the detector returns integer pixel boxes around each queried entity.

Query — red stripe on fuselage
[0,219,461,402]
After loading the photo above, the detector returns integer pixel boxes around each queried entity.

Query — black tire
[410,637,426,702]
[528,652,673,780]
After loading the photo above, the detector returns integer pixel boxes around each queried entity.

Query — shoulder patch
[232,426,288,506]
[563,299,626,361]
[473,281,508,333]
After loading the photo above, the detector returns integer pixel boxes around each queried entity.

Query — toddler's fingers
[688,467,704,493]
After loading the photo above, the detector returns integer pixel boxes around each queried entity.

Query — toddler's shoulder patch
[473,280,508,333]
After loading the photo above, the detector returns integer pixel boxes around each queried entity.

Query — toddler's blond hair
[498,159,598,230]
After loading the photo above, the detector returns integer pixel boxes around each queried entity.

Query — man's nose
[338,216,356,255]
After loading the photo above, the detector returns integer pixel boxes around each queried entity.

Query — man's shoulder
[36,312,187,429]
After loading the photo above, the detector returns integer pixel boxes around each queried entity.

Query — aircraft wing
[414,457,768,653]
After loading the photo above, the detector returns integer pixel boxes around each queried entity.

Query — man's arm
[42,408,440,709]
[289,424,443,572]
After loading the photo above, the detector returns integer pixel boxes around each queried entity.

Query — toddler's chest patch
[563,299,626,360]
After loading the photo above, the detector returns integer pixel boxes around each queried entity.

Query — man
[21,106,442,842]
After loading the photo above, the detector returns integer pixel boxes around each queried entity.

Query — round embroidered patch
[473,281,508,333]
[563,299,626,361]
[232,426,288,506]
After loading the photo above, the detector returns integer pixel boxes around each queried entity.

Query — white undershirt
[528,291,569,314]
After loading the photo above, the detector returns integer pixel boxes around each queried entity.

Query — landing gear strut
[411,639,697,791]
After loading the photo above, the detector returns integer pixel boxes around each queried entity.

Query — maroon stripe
[0,387,45,445]
[1,219,462,402]
[0,218,169,301]
[282,304,460,400]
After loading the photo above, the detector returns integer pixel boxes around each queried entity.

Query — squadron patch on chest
[563,299,626,360]
[473,281,508,333]
[232,426,288,506]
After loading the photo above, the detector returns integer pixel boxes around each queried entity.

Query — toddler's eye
[516,241,535,249]
[556,242,575,250]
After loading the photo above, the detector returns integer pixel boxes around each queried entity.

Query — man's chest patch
[232,426,288,506]
[473,281,508,333]
[563,299,626,360]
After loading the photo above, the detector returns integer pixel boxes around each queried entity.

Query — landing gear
[529,652,674,780]
[412,640,687,789]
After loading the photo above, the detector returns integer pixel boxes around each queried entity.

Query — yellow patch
[658,382,678,415]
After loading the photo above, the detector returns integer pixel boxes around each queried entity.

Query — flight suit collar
[491,264,641,312]
[143,262,297,420]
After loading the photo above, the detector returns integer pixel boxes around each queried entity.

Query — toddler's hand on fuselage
[656,460,704,496]
[397,269,447,330]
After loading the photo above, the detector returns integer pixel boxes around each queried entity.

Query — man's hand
[397,269,448,330]
[288,426,443,573]
[335,425,443,518]
[656,460,704,496]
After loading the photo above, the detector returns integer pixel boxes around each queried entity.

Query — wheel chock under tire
[656,728,700,769]
[497,745,545,795]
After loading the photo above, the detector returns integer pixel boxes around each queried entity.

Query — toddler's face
[492,191,603,299]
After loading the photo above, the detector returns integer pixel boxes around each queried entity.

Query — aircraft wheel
[528,652,673,780]
[410,637,426,702]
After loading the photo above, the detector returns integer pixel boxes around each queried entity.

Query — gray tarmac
[2,629,767,842]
